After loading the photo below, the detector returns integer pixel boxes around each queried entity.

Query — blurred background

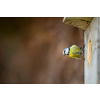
[0,17,84,84]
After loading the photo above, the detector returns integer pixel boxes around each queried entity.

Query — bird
[63,45,84,60]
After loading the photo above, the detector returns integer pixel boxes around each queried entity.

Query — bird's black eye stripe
[68,47,70,55]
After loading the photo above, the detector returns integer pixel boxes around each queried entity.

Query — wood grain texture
[62,17,94,30]
[97,18,100,84]
[84,17,98,84]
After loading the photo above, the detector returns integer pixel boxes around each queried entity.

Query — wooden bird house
[63,17,100,84]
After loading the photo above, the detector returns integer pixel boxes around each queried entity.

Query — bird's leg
[80,58,85,61]
[83,44,85,49]
[80,44,85,51]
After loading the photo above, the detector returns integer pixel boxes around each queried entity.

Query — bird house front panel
[84,17,98,84]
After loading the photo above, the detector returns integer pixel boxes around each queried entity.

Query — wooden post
[63,17,100,84]
[84,17,98,84]
[98,18,100,84]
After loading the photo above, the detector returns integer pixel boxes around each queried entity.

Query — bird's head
[63,47,70,56]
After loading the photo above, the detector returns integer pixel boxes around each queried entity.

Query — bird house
[63,17,100,84]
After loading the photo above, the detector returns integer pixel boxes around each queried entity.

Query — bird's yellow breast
[69,45,82,59]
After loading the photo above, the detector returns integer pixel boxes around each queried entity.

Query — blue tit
[63,45,84,60]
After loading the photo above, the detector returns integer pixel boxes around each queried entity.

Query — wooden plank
[62,17,94,30]
[84,17,98,84]
[98,18,100,84]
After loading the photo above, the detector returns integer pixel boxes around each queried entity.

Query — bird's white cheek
[65,49,69,55]
[65,51,67,55]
